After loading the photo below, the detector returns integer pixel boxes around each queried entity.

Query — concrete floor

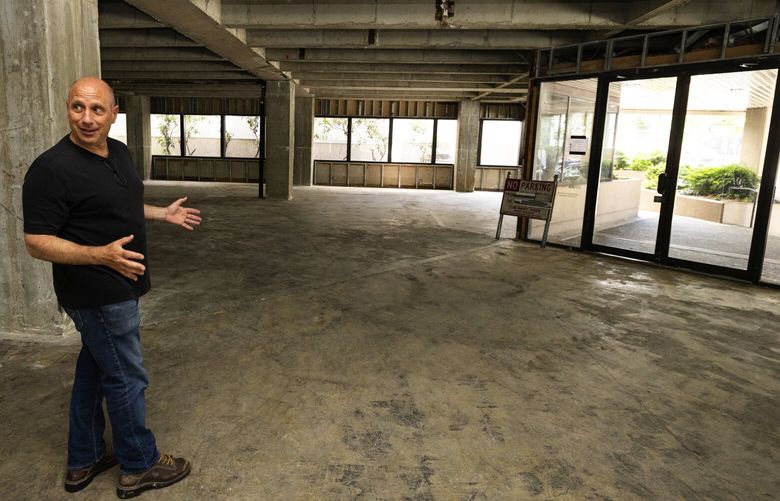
[2,183,779,500]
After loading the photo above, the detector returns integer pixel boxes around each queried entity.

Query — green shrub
[643,163,666,189]
[614,151,629,170]
[681,164,759,200]
[626,151,666,171]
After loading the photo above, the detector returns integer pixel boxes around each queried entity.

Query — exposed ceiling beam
[100,47,228,62]
[221,1,621,30]
[98,2,164,29]
[297,81,527,91]
[601,0,693,38]
[124,0,285,80]
[290,72,522,84]
[101,60,249,72]
[266,48,527,65]
[623,0,694,25]
[305,89,485,100]
[111,83,263,98]
[471,73,529,101]
[221,0,777,31]
[102,71,258,80]
[277,62,528,75]
[303,84,527,94]
[99,28,199,48]
[246,29,584,50]
[629,0,775,28]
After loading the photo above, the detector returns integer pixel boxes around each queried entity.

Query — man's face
[66,80,118,152]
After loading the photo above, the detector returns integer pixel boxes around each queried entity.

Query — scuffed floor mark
[518,471,544,496]
[400,456,436,501]
[343,428,391,460]
[371,399,424,428]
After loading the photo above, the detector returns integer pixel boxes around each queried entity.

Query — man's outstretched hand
[97,234,146,281]
[164,196,202,231]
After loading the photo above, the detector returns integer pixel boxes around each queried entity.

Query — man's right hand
[95,235,145,281]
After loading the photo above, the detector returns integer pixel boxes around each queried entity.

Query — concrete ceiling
[98,0,778,102]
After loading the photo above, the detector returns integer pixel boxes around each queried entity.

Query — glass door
[761,155,780,284]
[667,69,777,271]
[592,77,678,256]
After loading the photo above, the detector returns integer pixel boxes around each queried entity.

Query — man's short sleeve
[23,164,69,235]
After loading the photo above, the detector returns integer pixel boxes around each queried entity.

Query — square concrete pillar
[456,101,480,192]
[124,95,152,180]
[294,97,314,186]
[740,107,771,175]
[0,0,100,338]
[265,81,296,199]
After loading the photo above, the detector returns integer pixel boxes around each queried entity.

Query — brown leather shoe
[116,453,191,499]
[64,451,119,492]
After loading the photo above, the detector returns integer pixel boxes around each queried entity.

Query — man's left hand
[165,196,202,231]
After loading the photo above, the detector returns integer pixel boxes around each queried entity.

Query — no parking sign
[495,175,558,247]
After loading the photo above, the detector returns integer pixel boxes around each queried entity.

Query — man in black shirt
[23,77,201,498]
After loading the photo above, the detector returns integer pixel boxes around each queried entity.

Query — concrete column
[0,0,100,338]
[455,100,480,192]
[740,107,771,175]
[294,96,314,186]
[124,96,152,180]
[265,81,295,199]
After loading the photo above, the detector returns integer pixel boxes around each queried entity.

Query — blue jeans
[63,299,159,473]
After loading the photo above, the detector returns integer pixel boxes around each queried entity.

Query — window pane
[529,78,598,247]
[313,117,348,160]
[225,115,261,158]
[109,113,127,144]
[479,120,522,166]
[391,119,434,163]
[184,115,221,157]
[151,114,181,156]
[435,119,457,164]
[351,118,389,162]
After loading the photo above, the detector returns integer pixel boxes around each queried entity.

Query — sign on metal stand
[495,174,559,247]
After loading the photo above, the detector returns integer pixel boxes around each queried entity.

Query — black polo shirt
[23,135,150,308]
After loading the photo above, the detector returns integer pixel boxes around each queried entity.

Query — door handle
[656,172,666,194]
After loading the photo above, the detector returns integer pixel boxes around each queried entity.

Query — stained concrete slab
[1,183,779,500]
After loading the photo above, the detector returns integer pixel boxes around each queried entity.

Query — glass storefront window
[183,115,221,157]
[351,118,390,162]
[479,120,522,166]
[530,78,598,247]
[435,119,457,164]
[391,119,434,163]
[151,114,181,156]
[109,113,127,145]
[313,117,348,161]
[225,115,261,158]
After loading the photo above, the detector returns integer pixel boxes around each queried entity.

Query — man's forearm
[25,233,146,280]
[25,234,101,265]
[144,204,166,222]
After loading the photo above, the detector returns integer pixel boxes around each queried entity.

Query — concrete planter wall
[528,178,642,242]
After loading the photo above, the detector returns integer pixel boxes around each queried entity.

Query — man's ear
[111,104,120,123]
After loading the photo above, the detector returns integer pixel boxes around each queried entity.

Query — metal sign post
[495,174,559,247]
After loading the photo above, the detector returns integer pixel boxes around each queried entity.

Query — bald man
[23,77,199,498]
